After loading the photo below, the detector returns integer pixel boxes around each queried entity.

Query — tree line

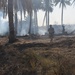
[0,0,74,43]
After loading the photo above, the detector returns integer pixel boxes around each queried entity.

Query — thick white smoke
[0,12,9,36]
[0,11,75,36]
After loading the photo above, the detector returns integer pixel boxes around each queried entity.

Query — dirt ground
[0,35,75,75]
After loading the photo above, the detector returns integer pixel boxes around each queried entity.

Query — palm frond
[54,0,60,6]
[65,0,71,5]
[32,0,42,10]
[42,0,53,12]
[54,0,71,8]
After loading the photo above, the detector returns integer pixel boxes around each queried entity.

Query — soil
[0,36,75,75]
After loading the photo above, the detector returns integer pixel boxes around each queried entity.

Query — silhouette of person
[48,25,55,42]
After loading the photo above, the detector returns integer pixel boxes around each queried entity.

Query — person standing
[48,25,55,42]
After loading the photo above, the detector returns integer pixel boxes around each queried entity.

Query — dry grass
[0,36,75,75]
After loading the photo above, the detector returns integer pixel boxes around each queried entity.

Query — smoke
[53,25,75,34]
[0,12,9,36]
[38,25,75,35]
[18,20,29,36]
[0,11,75,36]
[65,25,75,33]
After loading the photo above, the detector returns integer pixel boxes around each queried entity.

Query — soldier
[48,25,55,42]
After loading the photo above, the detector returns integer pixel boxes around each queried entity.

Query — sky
[0,4,75,26]
[38,4,75,26]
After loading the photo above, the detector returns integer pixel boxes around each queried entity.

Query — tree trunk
[8,0,16,43]
[42,12,46,26]
[47,0,49,29]
[20,10,22,33]
[15,12,18,35]
[29,12,32,35]
[19,10,23,35]
[46,11,48,31]
[14,0,18,35]
[48,10,49,29]
[34,9,38,34]
[61,4,65,34]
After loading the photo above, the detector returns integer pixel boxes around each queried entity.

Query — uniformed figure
[48,25,55,42]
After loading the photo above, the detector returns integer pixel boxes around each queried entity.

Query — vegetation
[0,0,75,75]
[42,0,53,31]
[0,0,74,42]
[54,0,71,34]
[0,37,75,75]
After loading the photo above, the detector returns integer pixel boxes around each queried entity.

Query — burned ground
[0,36,75,75]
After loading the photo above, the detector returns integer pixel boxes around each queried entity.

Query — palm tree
[8,0,16,43]
[14,0,18,35]
[54,0,71,34]
[0,0,32,43]
[0,0,8,18]
[15,0,33,36]
[24,0,32,35]
[0,0,18,42]
[32,0,42,34]
[42,0,53,31]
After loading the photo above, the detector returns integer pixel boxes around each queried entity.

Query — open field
[0,36,75,75]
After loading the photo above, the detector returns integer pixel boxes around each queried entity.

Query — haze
[0,5,75,26]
